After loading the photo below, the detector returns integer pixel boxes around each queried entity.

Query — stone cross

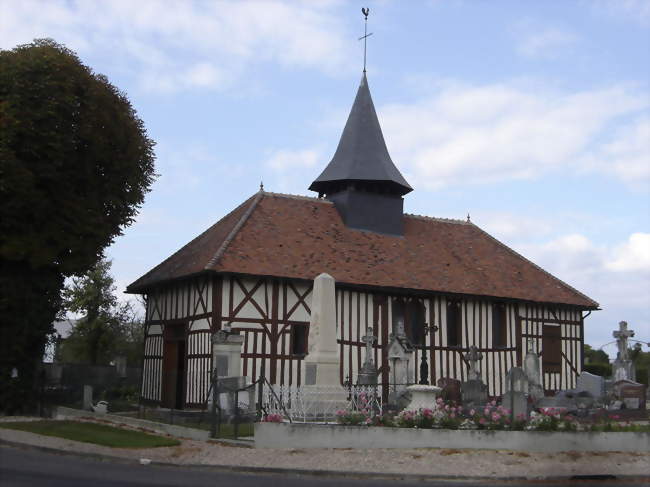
[362,327,376,365]
[464,345,483,381]
[613,321,634,362]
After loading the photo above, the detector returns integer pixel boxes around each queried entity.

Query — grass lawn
[0,420,180,448]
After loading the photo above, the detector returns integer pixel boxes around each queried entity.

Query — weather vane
[359,7,373,73]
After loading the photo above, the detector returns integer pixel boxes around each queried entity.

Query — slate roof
[309,74,412,196]
[127,191,598,309]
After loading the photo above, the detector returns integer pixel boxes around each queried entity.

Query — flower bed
[334,397,647,433]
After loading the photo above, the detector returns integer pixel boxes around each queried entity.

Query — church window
[391,298,426,346]
[291,325,308,356]
[446,300,462,347]
[542,325,562,373]
[406,300,426,346]
[391,298,406,336]
[492,302,508,348]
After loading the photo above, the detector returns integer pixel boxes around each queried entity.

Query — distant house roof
[127,191,598,309]
[309,74,412,196]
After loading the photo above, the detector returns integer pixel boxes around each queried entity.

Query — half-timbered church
[127,72,598,409]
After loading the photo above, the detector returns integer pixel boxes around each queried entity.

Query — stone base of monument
[405,384,442,410]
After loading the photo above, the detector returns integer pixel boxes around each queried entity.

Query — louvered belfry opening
[309,74,412,236]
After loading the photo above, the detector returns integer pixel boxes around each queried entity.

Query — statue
[463,345,483,381]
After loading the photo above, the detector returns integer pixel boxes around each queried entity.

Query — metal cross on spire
[359,7,373,73]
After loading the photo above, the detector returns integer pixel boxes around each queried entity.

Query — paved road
[0,445,642,487]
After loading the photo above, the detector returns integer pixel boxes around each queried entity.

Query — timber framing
[139,272,589,407]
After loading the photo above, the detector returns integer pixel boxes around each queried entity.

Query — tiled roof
[127,191,598,308]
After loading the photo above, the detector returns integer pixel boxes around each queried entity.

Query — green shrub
[583,363,611,378]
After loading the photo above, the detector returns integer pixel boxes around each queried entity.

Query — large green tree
[0,39,155,412]
[57,258,143,366]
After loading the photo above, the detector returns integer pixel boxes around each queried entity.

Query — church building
[127,73,598,409]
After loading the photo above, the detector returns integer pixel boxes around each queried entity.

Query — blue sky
[3,0,649,356]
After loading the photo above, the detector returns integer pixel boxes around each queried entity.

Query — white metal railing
[262,384,382,423]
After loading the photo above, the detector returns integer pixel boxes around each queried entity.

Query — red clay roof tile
[127,192,598,308]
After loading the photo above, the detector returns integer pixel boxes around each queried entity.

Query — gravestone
[211,329,250,417]
[574,391,595,411]
[461,346,487,406]
[504,367,528,394]
[216,376,254,416]
[612,321,635,382]
[576,372,606,402]
[536,394,576,411]
[461,379,488,407]
[212,329,245,378]
[387,333,414,403]
[357,327,378,386]
[613,379,647,410]
[83,385,93,411]
[524,351,544,401]
[437,378,462,404]
[502,390,528,419]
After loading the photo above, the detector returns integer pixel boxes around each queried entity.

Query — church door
[161,323,187,409]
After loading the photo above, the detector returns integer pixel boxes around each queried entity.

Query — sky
[2,0,649,357]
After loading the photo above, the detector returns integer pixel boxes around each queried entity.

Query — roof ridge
[469,222,599,308]
[126,194,258,290]
[205,191,264,269]
[405,213,467,225]
[261,191,333,204]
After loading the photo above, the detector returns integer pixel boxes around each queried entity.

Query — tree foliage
[0,39,155,412]
[583,344,610,365]
[57,259,143,366]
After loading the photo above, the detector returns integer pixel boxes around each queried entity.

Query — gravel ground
[1,418,648,479]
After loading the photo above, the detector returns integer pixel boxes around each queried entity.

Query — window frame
[446,299,462,347]
[492,302,508,349]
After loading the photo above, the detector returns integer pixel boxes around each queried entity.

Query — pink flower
[479,418,486,425]
[491,413,500,421]
[469,409,476,416]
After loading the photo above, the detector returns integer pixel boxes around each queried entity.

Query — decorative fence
[261,384,382,423]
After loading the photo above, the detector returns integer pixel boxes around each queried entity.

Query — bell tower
[309,74,412,235]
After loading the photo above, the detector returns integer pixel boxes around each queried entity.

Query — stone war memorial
[123,11,647,452]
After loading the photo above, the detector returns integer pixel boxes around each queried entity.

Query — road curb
[2,438,649,483]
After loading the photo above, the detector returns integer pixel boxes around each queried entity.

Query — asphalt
[1,444,647,487]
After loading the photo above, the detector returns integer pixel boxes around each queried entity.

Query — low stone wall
[54,406,210,441]
[255,422,650,452]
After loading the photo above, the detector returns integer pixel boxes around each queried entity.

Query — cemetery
[254,308,648,452]
[119,44,648,453]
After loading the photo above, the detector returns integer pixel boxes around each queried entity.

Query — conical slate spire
[309,74,412,196]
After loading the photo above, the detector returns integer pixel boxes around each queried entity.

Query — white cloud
[266,148,321,171]
[0,0,350,93]
[378,81,648,190]
[514,24,578,59]
[606,232,650,272]
[580,117,650,189]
